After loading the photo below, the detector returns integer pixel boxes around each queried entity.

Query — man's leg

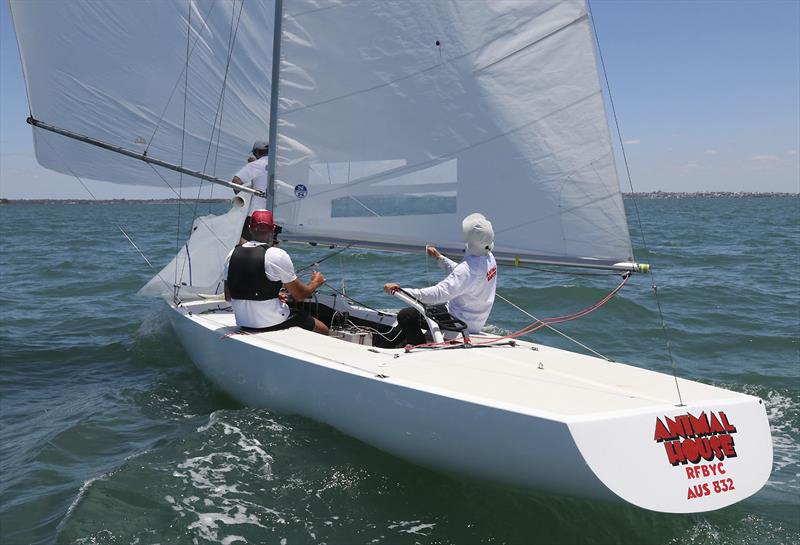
[256,308,328,335]
[397,307,427,346]
[311,317,329,335]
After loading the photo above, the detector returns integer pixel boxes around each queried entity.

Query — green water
[0,198,797,544]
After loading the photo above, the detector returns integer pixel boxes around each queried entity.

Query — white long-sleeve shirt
[405,253,497,334]
[233,155,269,213]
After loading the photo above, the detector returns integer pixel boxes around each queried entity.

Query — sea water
[0,197,797,545]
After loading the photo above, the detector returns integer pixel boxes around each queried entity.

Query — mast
[266,0,283,211]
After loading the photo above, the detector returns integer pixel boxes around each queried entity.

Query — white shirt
[405,252,497,334]
[234,155,269,213]
[223,242,297,328]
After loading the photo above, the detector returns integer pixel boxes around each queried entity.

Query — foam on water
[168,416,280,542]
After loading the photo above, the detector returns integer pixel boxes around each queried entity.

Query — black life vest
[227,244,283,301]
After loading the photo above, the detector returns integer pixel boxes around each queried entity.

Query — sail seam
[278,13,585,118]
[474,14,588,73]
[274,90,602,208]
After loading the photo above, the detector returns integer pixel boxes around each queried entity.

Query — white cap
[462,213,494,256]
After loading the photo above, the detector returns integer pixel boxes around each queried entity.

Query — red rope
[407,273,630,351]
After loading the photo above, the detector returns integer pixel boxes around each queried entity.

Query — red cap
[249,209,276,232]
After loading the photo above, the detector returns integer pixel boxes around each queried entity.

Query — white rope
[494,292,610,361]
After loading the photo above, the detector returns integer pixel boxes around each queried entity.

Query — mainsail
[13,0,636,278]
[10,0,273,190]
[273,0,633,269]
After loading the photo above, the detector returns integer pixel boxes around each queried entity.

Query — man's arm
[385,264,468,305]
[427,245,457,273]
[284,271,326,301]
[224,281,231,302]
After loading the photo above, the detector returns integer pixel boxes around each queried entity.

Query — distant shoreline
[0,192,797,204]
[0,198,230,205]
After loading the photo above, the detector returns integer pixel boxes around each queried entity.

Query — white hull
[168,298,772,513]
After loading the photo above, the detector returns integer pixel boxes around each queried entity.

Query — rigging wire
[493,292,611,360]
[174,0,192,301]
[146,163,231,250]
[192,0,245,213]
[36,133,173,293]
[588,3,684,406]
[176,0,245,292]
[409,273,629,351]
[208,0,240,207]
[143,0,218,156]
[295,243,354,274]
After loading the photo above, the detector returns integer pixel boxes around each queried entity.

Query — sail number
[685,462,736,499]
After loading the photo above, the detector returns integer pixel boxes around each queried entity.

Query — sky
[1,0,798,199]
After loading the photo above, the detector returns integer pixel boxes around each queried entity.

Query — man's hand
[383,282,401,294]
[231,175,243,195]
[426,245,441,259]
[278,290,289,304]
[310,271,326,289]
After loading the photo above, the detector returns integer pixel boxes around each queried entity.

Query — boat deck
[180,300,748,421]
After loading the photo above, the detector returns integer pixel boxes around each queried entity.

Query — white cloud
[685,163,699,168]
[623,139,640,145]
[704,149,718,155]
[786,149,799,156]
[750,155,778,161]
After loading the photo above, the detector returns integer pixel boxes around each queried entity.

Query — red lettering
[697,436,715,461]
[719,411,737,433]
[720,435,737,458]
[700,465,710,477]
[688,411,711,437]
[709,413,726,434]
[665,441,686,466]
[702,483,710,496]
[654,417,672,442]
[718,462,726,475]
[708,435,723,459]
[666,416,685,440]
[688,486,697,499]
[685,466,696,479]
[677,415,694,437]
[682,438,702,464]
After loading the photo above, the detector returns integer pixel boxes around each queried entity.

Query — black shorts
[240,215,252,241]
[242,308,316,333]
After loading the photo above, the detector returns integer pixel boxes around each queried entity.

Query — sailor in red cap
[223,210,329,334]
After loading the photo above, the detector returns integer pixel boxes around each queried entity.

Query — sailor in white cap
[232,140,270,242]
[383,213,498,346]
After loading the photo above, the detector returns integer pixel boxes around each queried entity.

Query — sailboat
[10,0,772,513]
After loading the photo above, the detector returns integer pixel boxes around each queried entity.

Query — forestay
[10,0,273,190]
[273,0,633,269]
